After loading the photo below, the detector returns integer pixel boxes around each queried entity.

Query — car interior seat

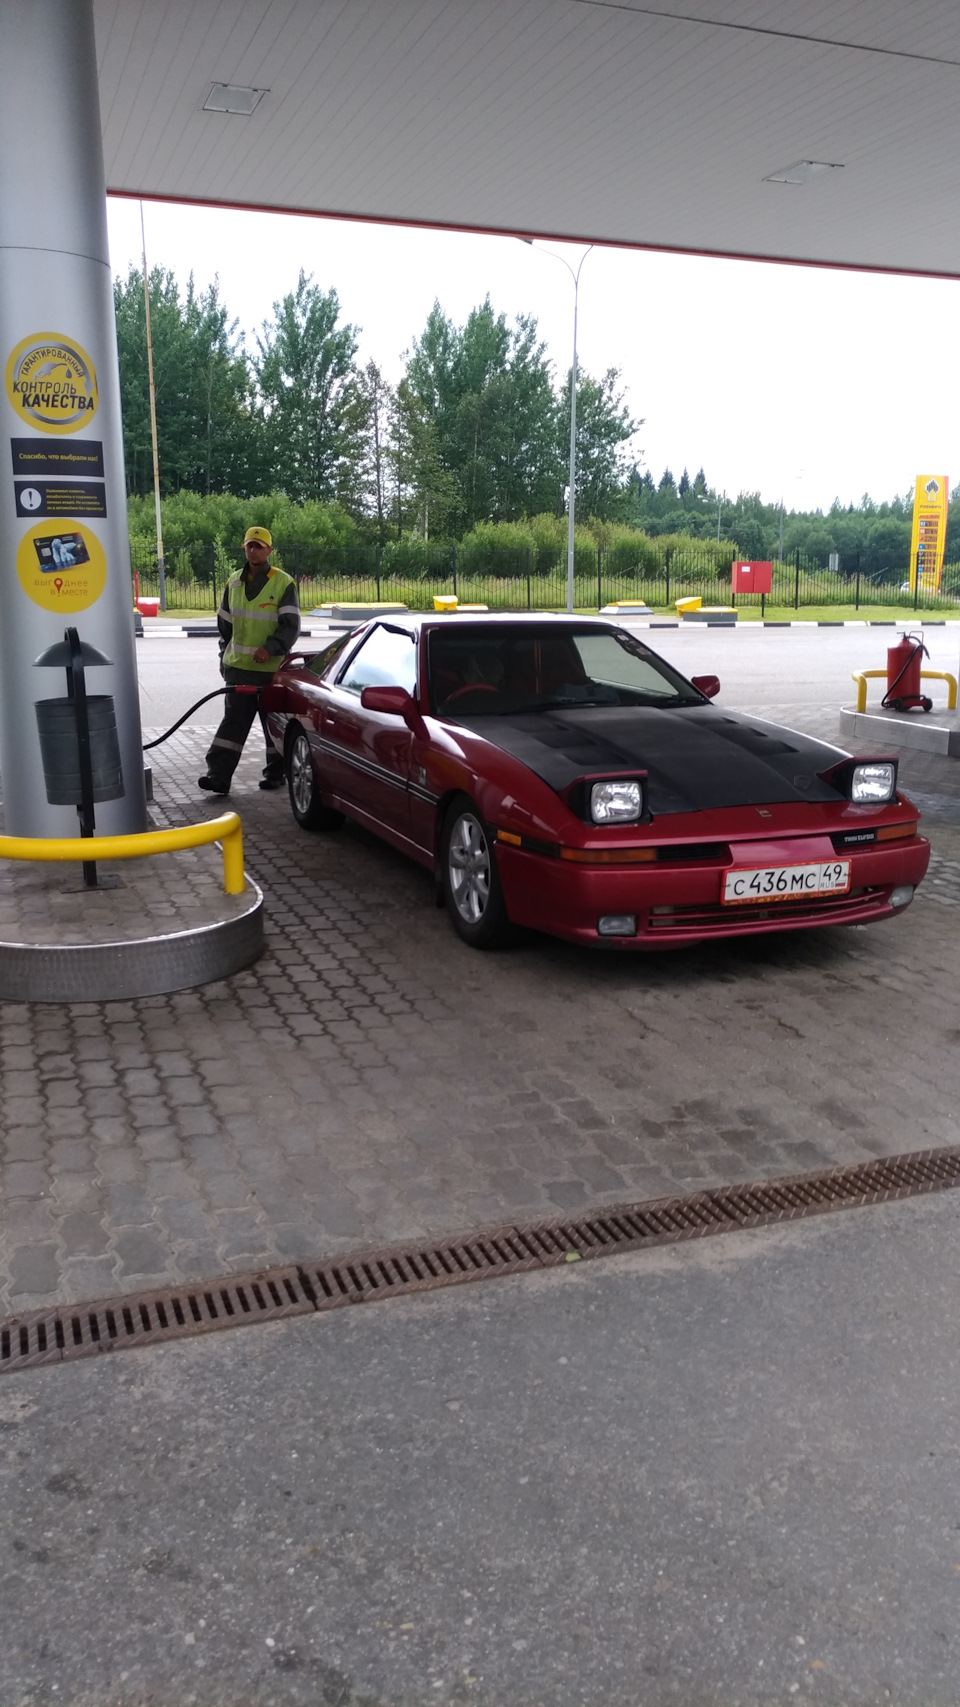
[535,638,589,697]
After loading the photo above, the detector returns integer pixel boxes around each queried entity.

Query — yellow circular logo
[5,332,98,434]
[17,520,107,613]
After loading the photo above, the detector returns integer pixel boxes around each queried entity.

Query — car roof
[368,612,621,632]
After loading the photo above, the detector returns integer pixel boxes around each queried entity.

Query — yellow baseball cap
[243,526,273,548]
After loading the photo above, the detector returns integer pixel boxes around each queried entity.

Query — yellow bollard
[0,811,246,895]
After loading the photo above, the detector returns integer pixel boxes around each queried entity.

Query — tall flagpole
[140,200,166,612]
[520,240,593,613]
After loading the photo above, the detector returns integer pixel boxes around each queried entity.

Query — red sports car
[260,614,929,951]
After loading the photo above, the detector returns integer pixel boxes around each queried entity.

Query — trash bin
[136,597,160,617]
[34,696,124,805]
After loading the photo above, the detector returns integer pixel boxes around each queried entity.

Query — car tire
[440,796,512,949]
[286,727,344,831]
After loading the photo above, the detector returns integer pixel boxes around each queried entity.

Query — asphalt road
[2,618,958,1706]
[3,1189,960,1706]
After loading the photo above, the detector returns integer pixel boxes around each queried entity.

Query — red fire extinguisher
[883,632,932,712]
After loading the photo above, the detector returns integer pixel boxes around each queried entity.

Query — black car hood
[456,705,847,814]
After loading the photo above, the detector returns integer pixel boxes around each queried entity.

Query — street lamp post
[521,241,594,613]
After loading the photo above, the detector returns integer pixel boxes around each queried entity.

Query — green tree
[113,265,263,497]
[255,272,361,505]
[863,516,911,580]
[390,376,458,540]
[656,469,678,510]
[565,366,639,520]
[353,360,394,542]
[403,298,561,533]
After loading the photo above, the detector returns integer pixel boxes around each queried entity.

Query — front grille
[656,842,730,864]
[647,887,886,931]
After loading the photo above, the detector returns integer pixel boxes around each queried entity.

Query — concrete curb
[0,880,264,1002]
[640,619,960,630]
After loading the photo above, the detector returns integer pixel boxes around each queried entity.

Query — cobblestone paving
[1,709,959,1315]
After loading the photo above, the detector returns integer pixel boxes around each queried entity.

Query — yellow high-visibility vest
[222,566,295,673]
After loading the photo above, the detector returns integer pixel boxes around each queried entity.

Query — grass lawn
[140,609,217,620]
[617,603,958,624]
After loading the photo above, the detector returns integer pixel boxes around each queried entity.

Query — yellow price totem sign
[909,475,949,593]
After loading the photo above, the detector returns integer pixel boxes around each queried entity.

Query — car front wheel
[287,728,344,831]
[441,797,511,948]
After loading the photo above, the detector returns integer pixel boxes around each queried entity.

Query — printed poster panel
[15,480,107,518]
[11,437,104,478]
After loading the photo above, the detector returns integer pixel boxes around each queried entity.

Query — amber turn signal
[875,821,918,842]
[559,847,658,865]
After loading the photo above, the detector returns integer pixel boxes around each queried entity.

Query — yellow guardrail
[852,669,958,714]
[0,811,246,895]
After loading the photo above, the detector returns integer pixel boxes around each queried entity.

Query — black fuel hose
[142,687,232,752]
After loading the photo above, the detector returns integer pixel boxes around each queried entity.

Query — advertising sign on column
[908,475,949,594]
[6,338,108,614]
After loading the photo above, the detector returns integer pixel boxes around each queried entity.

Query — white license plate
[722,860,851,905]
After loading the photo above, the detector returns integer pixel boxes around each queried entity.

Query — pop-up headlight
[590,780,642,824]
[851,762,896,803]
[823,756,898,804]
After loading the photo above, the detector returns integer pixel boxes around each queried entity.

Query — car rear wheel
[287,727,344,831]
[441,796,511,949]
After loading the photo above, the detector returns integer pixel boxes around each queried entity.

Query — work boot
[198,775,230,795]
[258,776,284,791]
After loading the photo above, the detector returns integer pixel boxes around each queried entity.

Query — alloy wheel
[447,812,491,924]
[290,733,314,816]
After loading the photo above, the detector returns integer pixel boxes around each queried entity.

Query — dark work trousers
[204,679,284,787]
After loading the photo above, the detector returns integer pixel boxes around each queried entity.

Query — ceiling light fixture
[202,83,267,116]
[764,160,844,185]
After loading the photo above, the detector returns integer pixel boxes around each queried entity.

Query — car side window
[338,625,417,696]
[306,632,353,678]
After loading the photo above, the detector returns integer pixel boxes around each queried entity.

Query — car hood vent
[460,707,846,814]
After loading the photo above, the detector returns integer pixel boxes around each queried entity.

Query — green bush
[128,490,362,578]
[456,516,600,578]
[379,536,455,581]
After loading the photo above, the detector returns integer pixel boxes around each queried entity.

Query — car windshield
[428,625,703,716]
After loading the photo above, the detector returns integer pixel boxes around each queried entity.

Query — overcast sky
[107,197,958,517]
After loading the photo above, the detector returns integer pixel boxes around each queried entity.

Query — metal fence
[130,539,960,616]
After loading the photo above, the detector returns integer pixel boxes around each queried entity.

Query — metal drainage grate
[1,1269,311,1374]
[3,1146,960,1375]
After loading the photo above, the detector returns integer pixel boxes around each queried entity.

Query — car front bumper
[495,834,931,950]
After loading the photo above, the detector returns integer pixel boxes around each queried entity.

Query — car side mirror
[361,685,412,715]
[691,674,720,699]
[360,684,427,735]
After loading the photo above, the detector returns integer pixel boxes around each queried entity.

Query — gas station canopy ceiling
[96,1,960,277]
